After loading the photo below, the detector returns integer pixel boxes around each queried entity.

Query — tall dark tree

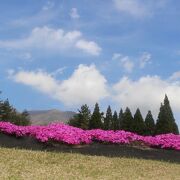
[112,111,119,130]
[89,103,102,129]
[133,108,145,135]
[121,107,133,132]
[118,108,123,130]
[104,105,112,130]
[0,99,13,121]
[68,104,91,129]
[0,95,31,126]
[155,95,179,135]
[144,110,155,135]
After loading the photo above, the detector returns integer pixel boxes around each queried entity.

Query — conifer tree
[144,110,155,135]
[89,103,102,129]
[118,108,123,129]
[104,105,112,130]
[1,99,13,121]
[155,95,179,135]
[133,108,145,135]
[112,110,119,130]
[68,104,91,129]
[121,107,133,132]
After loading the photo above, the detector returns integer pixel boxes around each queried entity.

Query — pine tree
[155,95,179,135]
[144,110,155,135]
[0,97,31,126]
[89,103,102,129]
[1,99,13,121]
[118,108,123,130]
[68,114,81,127]
[133,108,145,135]
[78,104,91,129]
[68,104,91,129]
[121,107,133,132]
[104,105,112,130]
[20,110,31,126]
[112,111,119,130]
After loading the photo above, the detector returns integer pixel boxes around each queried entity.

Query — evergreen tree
[68,114,81,128]
[144,110,155,135]
[118,108,123,130]
[133,108,145,135]
[1,99,13,121]
[20,110,31,126]
[0,98,31,126]
[89,103,102,129]
[112,111,119,130]
[121,107,133,132]
[68,104,91,129]
[155,95,179,135]
[78,104,91,129]
[104,105,112,130]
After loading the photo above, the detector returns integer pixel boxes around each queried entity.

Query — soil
[0,133,179,164]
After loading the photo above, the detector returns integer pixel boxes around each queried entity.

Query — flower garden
[0,121,179,151]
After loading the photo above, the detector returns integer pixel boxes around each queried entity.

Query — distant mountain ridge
[28,109,76,125]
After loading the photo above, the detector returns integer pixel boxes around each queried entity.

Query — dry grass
[0,147,179,180]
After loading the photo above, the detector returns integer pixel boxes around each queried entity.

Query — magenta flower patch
[0,122,179,150]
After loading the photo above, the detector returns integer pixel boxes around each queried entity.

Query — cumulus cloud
[70,8,80,19]
[0,26,101,56]
[113,75,180,118]
[76,40,102,56]
[8,64,180,125]
[8,64,109,106]
[139,52,151,68]
[113,0,167,18]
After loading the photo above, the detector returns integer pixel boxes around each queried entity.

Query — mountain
[28,109,76,125]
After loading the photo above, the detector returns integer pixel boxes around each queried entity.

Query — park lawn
[0,147,179,180]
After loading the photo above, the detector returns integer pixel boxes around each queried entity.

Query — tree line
[0,92,31,126]
[68,95,179,135]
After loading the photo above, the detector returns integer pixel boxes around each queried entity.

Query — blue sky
[0,0,180,126]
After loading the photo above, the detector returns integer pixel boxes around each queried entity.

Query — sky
[0,0,180,126]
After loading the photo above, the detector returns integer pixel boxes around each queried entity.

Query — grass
[0,147,179,180]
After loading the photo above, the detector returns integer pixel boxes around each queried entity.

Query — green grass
[0,147,179,180]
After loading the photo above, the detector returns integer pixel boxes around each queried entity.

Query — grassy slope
[0,147,179,180]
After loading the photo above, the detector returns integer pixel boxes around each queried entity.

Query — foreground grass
[0,147,179,180]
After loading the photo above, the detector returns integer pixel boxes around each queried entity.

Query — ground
[0,147,179,180]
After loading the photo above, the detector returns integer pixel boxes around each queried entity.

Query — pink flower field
[0,122,179,151]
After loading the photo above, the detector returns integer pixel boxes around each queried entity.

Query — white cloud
[114,0,149,18]
[8,65,180,125]
[113,75,180,118]
[112,53,122,60]
[139,52,151,68]
[76,40,102,56]
[120,56,134,73]
[0,26,101,56]
[113,0,167,18]
[169,71,180,81]
[112,53,134,73]
[50,67,67,76]
[70,8,80,19]
[9,64,109,106]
